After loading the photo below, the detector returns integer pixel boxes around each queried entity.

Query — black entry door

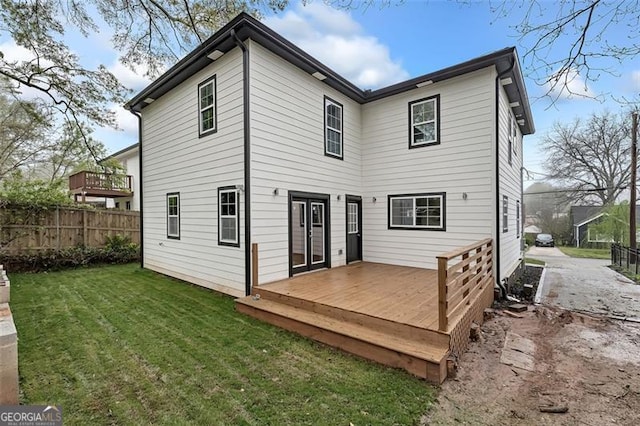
[290,192,330,275]
[346,195,362,263]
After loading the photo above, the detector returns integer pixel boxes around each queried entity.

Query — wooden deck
[237,240,495,383]
[253,262,443,330]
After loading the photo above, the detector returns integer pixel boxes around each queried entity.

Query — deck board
[239,260,494,383]
[255,262,441,330]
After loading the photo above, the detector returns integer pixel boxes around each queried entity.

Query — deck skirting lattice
[448,276,495,357]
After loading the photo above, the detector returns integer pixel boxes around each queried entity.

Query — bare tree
[490,0,640,102]
[542,111,631,205]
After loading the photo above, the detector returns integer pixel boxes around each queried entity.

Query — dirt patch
[423,306,640,425]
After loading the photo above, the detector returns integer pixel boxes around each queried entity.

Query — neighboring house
[68,143,138,209]
[524,224,541,234]
[125,13,534,298]
[107,143,140,211]
[572,205,640,247]
[572,206,606,247]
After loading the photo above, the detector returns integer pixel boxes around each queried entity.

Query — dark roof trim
[125,12,534,134]
[106,142,139,160]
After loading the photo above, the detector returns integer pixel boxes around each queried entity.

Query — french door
[289,192,330,275]
[346,195,362,263]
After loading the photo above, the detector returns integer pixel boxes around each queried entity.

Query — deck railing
[437,238,494,332]
[68,171,132,192]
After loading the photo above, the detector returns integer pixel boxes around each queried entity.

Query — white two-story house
[125,12,534,299]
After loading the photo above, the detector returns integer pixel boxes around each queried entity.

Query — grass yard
[558,246,611,259]
[11,264,435,425]
[524,257,545,266]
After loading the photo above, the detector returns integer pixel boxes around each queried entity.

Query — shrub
[0,242,140,273]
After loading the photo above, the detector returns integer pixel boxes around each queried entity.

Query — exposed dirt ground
[422,306,640,425]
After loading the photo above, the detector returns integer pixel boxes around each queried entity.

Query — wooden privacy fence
[437,238,494,332]
[0,206,139,253]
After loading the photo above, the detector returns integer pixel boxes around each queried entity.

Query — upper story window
[508,114,513,166]
[388,193,445,231]
[219,187,239,247]
[167,193,180,239]
[198,76,217,136]
[324,96,343,159]
[409,95,440,148]
[512,116,518,158]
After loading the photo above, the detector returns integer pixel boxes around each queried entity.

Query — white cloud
[94,105,138,154]
[0,40,36,63]
[112,105,139,134]
[108,61,152,92]
[264,3,409,89]
[546,67,594,100]
[631,70,640,91]
[0,41,55,100]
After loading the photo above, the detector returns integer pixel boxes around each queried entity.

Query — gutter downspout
[495,58,515,299]
[231,29,252,297]
[130,110,144,268]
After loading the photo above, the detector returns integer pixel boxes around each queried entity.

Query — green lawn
[11,264,435,425]
[557,246,611,259]
[524,257,545,266]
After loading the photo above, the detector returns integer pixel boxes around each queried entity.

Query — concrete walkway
[531,248,640,319]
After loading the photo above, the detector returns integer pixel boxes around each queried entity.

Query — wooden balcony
[236,239,495,383]
[69,171,133,199]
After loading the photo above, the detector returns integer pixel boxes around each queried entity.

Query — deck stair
[236,286,450,383]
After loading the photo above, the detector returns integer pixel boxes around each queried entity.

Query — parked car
[535,233,554,247]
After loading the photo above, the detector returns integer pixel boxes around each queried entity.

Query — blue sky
[2,1,638,188]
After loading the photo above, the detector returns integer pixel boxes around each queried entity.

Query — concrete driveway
[530,249,640,320]
[526,246,566,257]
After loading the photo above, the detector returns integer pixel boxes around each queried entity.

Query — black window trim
[507,113,513,166]
[502,195,508,233]
[218,185,240,247]
[198,75,218,138]
[516,199,521,238]
[167,192,180,240]
[387,192,446,231]
[324,95,344,160]
[408,94,441,149]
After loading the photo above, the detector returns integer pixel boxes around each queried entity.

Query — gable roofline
[125,12,534,134]
[575,212,605,228]
[99,142,139,164]
[108,142,139,159]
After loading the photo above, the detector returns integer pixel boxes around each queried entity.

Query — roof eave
[125,14,535,136]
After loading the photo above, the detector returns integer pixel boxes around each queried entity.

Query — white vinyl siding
[362,68,495,269]
[219,187,239,246]
[141,47,245,297]
[249,41,362,284]
[498,80,524,280]
[198,76,216,135]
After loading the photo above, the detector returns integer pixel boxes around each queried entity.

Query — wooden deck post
[437,257,448,332]
[252,243,258,291]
